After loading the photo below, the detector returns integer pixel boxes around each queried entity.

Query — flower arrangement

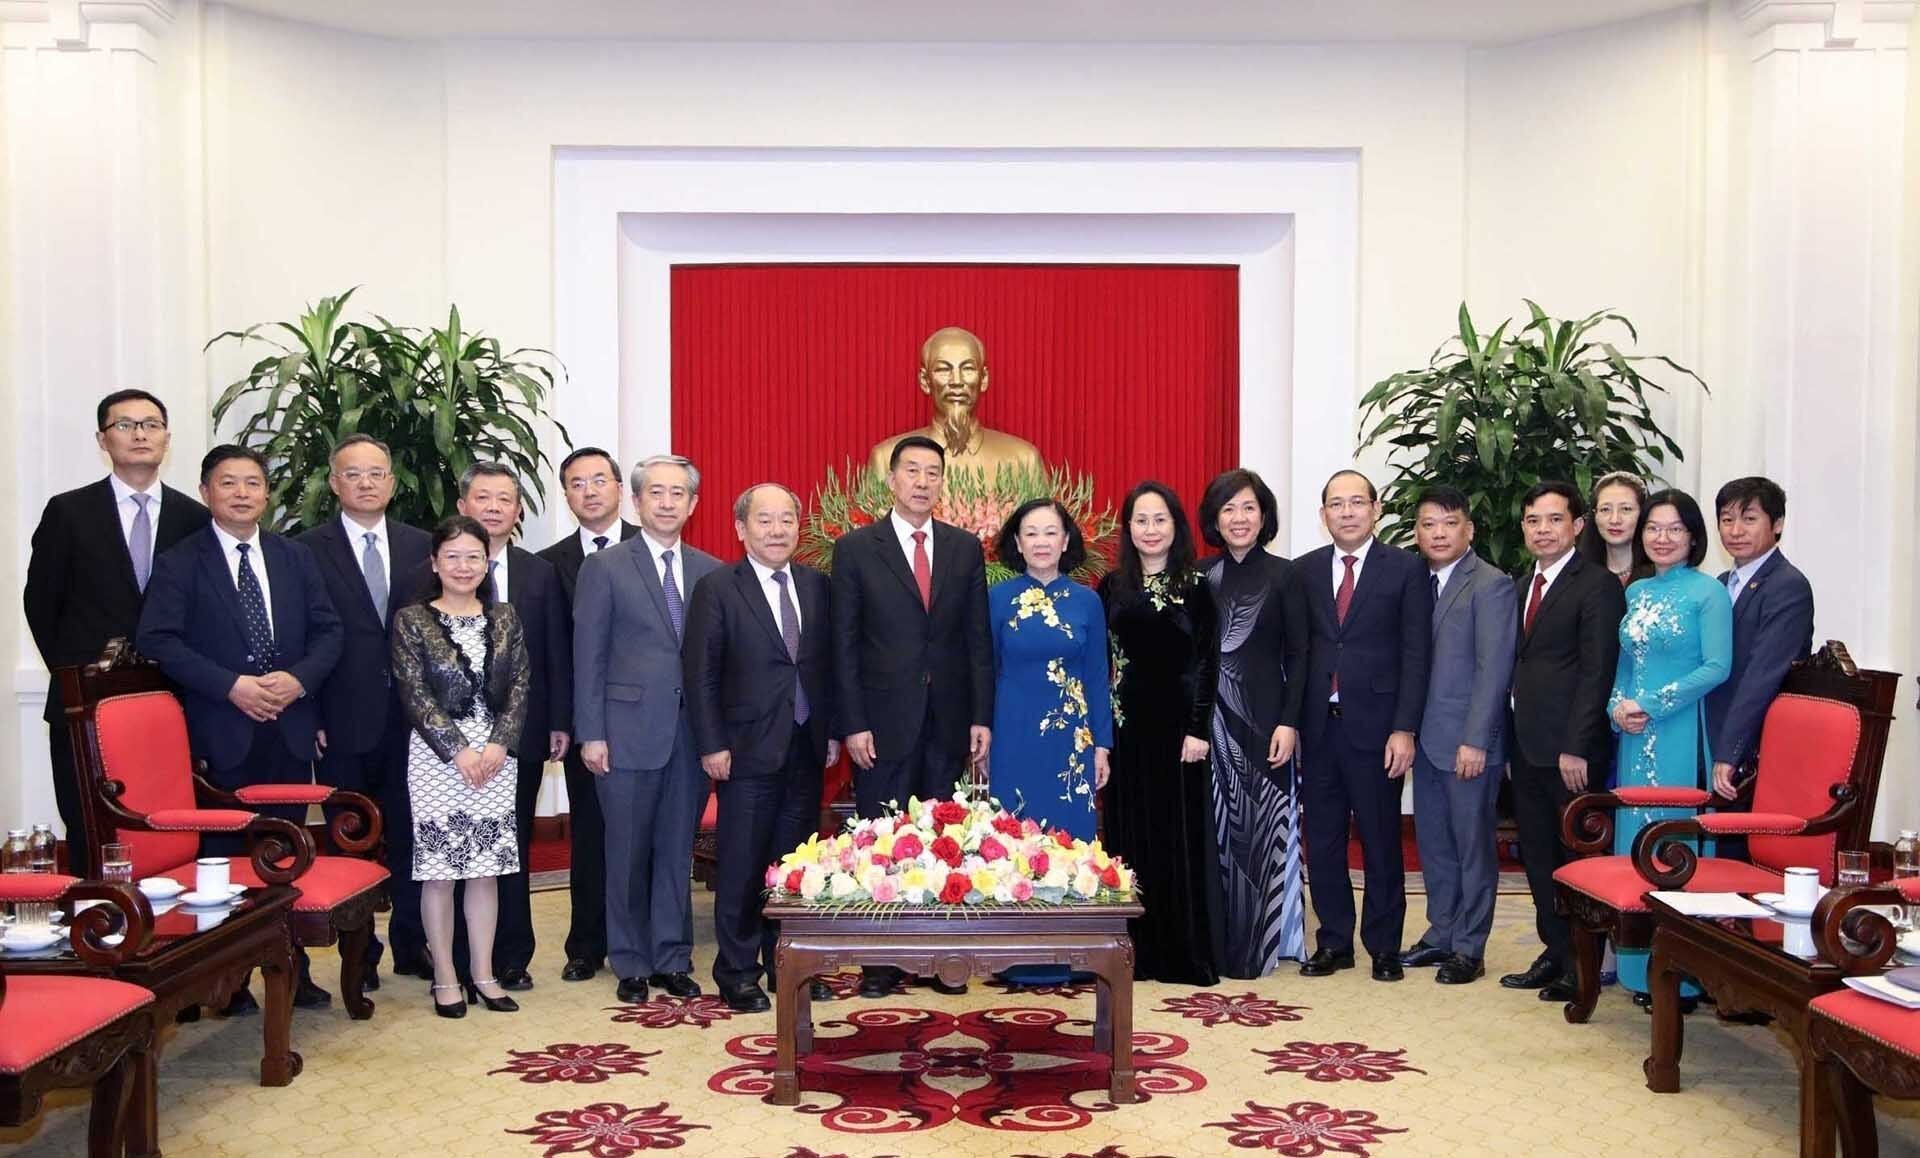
[794,460,1118,585]
[764,789,1136,908]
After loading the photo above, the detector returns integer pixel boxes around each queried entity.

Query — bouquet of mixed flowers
[764,788,1136,908]
[795,459,1117,585]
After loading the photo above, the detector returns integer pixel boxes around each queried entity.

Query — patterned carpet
[7,890,1920,1157]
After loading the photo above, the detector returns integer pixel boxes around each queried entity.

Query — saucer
[176,889,236,908]
[1,929,64,953]
[1754,891,1823,918]
[138,877,186,900]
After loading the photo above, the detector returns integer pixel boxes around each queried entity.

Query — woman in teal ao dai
[1608,489,1732,998]
[987,499,1114,841]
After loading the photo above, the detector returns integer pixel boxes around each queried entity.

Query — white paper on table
[1648,891,1776,918]
[1843,975,1920,1010]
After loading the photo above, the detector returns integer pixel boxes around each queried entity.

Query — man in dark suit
[684,483,838,1012]
[295,433,432,983]
[135,444,344,1007]
[1500,480,1626,1003]
[1399,487,1516,985]
[24,389,209,874]
[831,435,995,998]
[1705,477,1815,800]
[537,446,638,983]
[1295,469,1431,983]
[444,462,573,991]
[575,454,721,1004]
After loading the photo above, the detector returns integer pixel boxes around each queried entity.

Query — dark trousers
[203,722,314,987]
[1410,749,1502,959]
[712,726,822,990]
[598,721,706,980]
[316,725,408,967]
[1510,756,1578,971]
[562,749,608,966]
[1302,709,1406,959]
[46,721,91,876]
[452,753,544,979]
[853,706,963,821]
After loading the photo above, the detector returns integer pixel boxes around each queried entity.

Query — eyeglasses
[335,469,391,484]
[1644,523,1690,540]
[103,419,167,434]
[566,474,616,491]
[1322,498,1374,514]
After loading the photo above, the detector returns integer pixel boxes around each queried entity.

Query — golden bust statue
[868,326,1043,479]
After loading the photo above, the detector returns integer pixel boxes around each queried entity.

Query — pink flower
[870,877,901,904]
[852,827,877,849]
[978,836,1008,862]
[1010,878,1034,902]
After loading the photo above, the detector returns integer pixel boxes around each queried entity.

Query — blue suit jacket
[135,526,344,773]
[1703,550,1814,770]
[1297,539,1432,753]
[1418,550,1517,770]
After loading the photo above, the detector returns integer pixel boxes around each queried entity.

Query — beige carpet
[7,890,1919,1157]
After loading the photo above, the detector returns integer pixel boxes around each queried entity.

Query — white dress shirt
[747,556,802,637]
[343,512,390,592]
[639,531,684,599]
[1430,556,1463,597]
[891,509,934,572]
[488,546,510,604]
[1528,548,1577,602]
[1330,535,1377,592]
[1726,546,1777,605]
[578,524,619,558]
[212,522,274,634]
[109,473,162,571]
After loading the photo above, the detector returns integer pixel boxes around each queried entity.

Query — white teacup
[1783,866,1821,910]
[1781,918,1818,958]
[194,857,231,897]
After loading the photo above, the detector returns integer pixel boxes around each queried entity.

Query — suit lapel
[323,520,382,622]
[1435,552,1474,627]
[1528,552,1585,637]
[1339,541,1386,629]
[628,540,676,634]
[199,529,256,645]
[876,522,928,610]
[262,535,300,649]
[94,479,142,598]
[618,520,639,543]
[799,568,828,659]
[734,560,788,654]
[1733,551,1783,625]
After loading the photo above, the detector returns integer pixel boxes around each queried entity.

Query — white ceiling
[217,0,1702,45]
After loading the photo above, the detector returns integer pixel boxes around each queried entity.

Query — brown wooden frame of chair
[1552,642,1900,1024]
[1797,885,1915,1156]
[0,879,156,1158]
[58,639,389,1019]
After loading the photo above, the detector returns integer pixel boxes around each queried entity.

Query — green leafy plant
[1357,301,1707,573]
[208,289,568,532]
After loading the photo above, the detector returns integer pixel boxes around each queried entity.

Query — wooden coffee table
[763,900,1144,1107]
[6,885,300,1158]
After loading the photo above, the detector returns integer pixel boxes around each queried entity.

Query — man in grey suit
[1399,486,1516,985]
[574,454,722,1004]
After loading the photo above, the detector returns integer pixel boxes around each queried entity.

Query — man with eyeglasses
[536,447,638,983]
[25,389,210,875]
[296,433,433,986]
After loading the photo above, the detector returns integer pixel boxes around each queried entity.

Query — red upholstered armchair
[58,641,391,1019]
[1803,879,1920,1156]
[0,874,156,1158]
[1551,645,1899,1024]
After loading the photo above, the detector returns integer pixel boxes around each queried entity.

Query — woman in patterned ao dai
[1608,490,1732,1000]
[391,516,531,1017]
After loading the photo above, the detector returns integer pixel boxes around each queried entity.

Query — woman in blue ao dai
[1609,490,1732,998]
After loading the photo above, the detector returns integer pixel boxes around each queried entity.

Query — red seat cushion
[1696,812,1808,836]
[1554,854,1784,911]
[234,784,334,806]
[1614,787,1712,808]
[0,874,78,902]
[699,787,718,831]
[146,808,256,831]
[95,691,202,877]
[1749,694,1863,880]
[159,856,388,915]
[0,976,153,1074]
[1812,989,1920,1062]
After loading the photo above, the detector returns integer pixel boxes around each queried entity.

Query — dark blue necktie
[235,543,277,672]
[661,549,685,640]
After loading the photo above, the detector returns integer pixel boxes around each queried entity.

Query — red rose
[933,800,969,827]
[991,814,1024,839]
[1047,828,1076,846]
[870,851,891,867]
[893,832,924,860]
[1029,851,1050,878]
[979,836,1008,862]
[939,872,971,904]
[783,868,804,893]
[1100,862,1122,889]
[852,828,877,849]
[930,835,963,868]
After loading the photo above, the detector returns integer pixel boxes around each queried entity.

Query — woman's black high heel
[431,983,467,1018]
[464,978,520,1013]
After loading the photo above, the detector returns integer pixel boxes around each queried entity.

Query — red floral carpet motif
[763,1148,901,1158]
[708,1006,1205,1133]
[1206,1100,1406,1156]
[1156,991,1307,1027]
[985,977,1098,999]
[491,1043,661,1084]
[1254,1042,1424,1084]
[1012,1147,1179,1158]
[604,996,735,1030]
[507,1101,708,1155]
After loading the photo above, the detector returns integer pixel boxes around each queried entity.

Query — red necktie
[912,530,932,611]
[1331,554,1356,696]
[1524,572,1547,635]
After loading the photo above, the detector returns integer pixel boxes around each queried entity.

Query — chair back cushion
[95,691,201,876]
[1748,693,1862,880]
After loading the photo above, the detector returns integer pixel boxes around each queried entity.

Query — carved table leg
[1103,940,1137,1104]
[123,1036,162,1158]
[772,937,802,1106]
[340,918,375,1021]
[260,934,301,1086]
[1094,971,1112,1055]
[1564,922,1604,1025]
[1819,1053,1873,1158]
[90,1050,138,1158]
[1799,1050,1840,1158]
[1644,936,1683,1094]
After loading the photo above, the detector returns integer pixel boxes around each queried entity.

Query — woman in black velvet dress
[1098,481,1222,985]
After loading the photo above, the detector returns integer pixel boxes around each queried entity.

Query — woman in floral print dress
[1607,489,1732,1000]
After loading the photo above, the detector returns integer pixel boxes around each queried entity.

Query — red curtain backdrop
[669,263,1240,561]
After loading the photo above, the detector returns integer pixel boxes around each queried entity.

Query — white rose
[799,865,828,901]
[829,872,859,900]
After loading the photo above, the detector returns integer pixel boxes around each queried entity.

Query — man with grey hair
[575,453,721,1004]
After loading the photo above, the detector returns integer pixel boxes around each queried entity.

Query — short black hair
[199,444,267,485]
[1522,480,1586,520]
[1415,485,1471,517]
[1198,468,1279,550]
[559,446,621,483]
[420,515,498,605]
[459,461,520,499]
[1714,476,1786,525]
[996,498,1088,575]
[1320,469,1378,505]
[330,432,390,462]
[97,388,168,431]
[888,435,945,471]
[1635,488,1710,569]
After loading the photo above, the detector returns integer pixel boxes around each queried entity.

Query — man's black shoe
[293,979,333,1009]
[1538,976,1579,1002]
[1436,956,1485,985]
[561,958,599,982]
[1371,955,1404,982]
[1499,959,1562,990]
[498,968,535,992]
[927,978,968,996]
[769,973,836,1002]
[615,976,649,1004]
[858,966,902,998]
[220,987,259,1017]
[361,969,380,993]
[721,983,772,1013]
[649,972,702,999]
[1299,949,1356,977]
[1400,941,1449,968]
[391,958,434,981]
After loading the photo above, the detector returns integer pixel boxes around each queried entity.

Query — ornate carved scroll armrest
[1813,885,1902,975]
